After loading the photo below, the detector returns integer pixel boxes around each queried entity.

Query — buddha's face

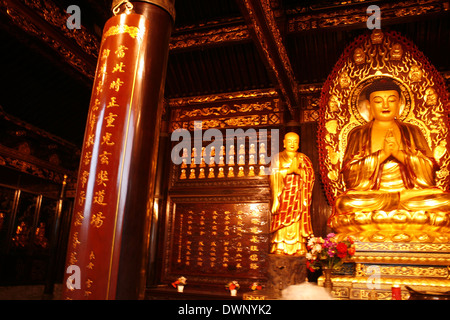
[368,90,400,121]
[283,133,299,152]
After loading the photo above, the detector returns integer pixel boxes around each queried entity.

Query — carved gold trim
[17,0,99,57]
[356,263,450,279]
[353,253,450,266]
[170,113,281,132]
[168,89,282,131]
[173,100,279,120]
[102,23,145,42]
[355,241,450,252]
[0,0,97,79]
[170,25,250,50]
[168,88,278,107]
[287,0,450,32]
[320,275,450,300]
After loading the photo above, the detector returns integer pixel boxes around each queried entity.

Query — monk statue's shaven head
[283,132,300,153]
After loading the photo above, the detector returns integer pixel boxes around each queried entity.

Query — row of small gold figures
[184,143,267,158]
[181,154,268,168]
[180,165,267,179]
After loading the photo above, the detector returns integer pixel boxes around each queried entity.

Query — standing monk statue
[270,132,315,255]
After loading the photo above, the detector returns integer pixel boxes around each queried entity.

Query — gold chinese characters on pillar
[64,13,149,300]
[269,132,315,255]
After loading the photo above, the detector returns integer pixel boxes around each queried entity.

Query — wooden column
[63,0,174,300]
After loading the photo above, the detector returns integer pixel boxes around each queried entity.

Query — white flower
[312,244,322,253]
[307,238,316,247]
[305,252,314,260]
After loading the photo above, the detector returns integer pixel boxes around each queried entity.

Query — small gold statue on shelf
[218,167,225,178]
[229,145,235,156]
[259,166,265,176]
[259,154,266,165]
[227,167,235,178]
[180,169,187,179]
[239,144,245,155]
[260,143,266,154]
[189,169,196,179]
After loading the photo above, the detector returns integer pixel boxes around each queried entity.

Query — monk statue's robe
[336,120,450,214]
[270,150,315,255]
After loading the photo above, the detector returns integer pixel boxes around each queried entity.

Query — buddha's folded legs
[336,191,400,214]
[399,189,450,212]
[336,189,450,214]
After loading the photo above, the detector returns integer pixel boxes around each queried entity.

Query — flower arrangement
[225,281,240,291]
[250,282,263,291]
[305,233,355,272]
[172,276,187,288]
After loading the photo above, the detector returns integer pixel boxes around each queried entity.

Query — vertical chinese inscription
[64,15,146,299]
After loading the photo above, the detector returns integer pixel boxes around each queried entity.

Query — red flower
[348,247,356,256]
[336,243,348,258]
[306,260,315,272]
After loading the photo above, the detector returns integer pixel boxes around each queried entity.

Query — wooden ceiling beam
[286,0,450,33]
[0,0,98,79]
[237,0,298,118]
[170,0,449,50]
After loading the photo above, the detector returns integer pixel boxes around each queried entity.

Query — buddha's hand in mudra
[383,128,404,163]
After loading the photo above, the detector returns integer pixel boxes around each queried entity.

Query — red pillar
[63,0,174,300]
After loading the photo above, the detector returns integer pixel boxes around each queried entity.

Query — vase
[322,267,333,294]
[230,289,237,296]
[177,285,184,293]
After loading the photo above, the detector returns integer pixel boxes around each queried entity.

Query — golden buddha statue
[331,78,450,242]
[269,132,315,255]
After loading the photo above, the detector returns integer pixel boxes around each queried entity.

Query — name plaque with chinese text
[165,201,269,284]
